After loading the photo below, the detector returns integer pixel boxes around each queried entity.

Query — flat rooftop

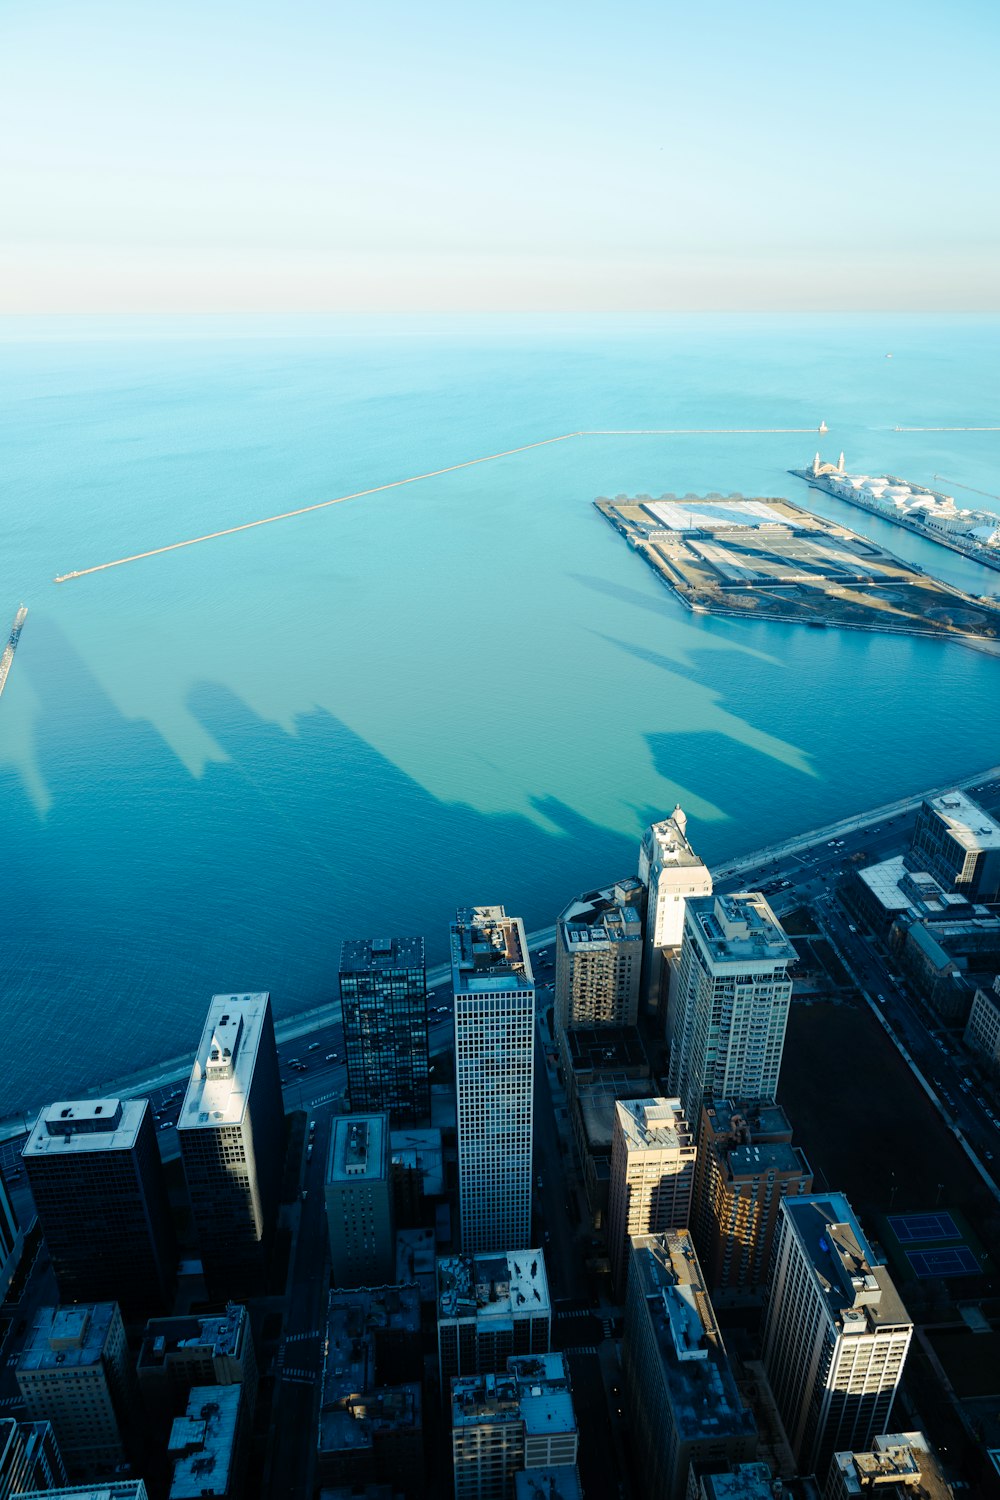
[643,497,789,532]
[700,1463,775,1500]
[320,1287,422,1456]
[705,1098,793,1142]
[24,1096,148,1157]
[451,906,534,994]
[38,1489,147,1500]
[18,1303,117,1373]
[516,1468,583,1500]
[579,1078,652,1152]
[138,1304,248,1371]
[630,1232,756,1446]
[784,1195,910,1334]
[925,791,1000,853]
[327,1114,388,1184]
[559,879,644,951]
[687,893,795,967]
[178,993,271,1132]
[858,855,968,917]
[615,1098,693,1154]
[339,935,426,975]
[452,1353,574,1433]
[566,1026,649,1075]
[437,1248,550,1323]
[168,1386,241,1500]
[390,1127,444,1197]
[643,809,709,871]
[727,1141,806,1177]
[831,1430,953,1500]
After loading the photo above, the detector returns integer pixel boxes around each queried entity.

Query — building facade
[909,790,1000,902]
[451,1354,578,1500]
[607,1099,695,1295]
[325,1114,395,1288]
[965,975,1000,1074]
[437,1250,551,1385]
[622,1232,757,1500]
[761,1194,913,1479]
[0,1418,67,1500]
[667,894,795,1135]
[15,1305,136,1479]
[693,1098,813,1296]
[554,879,644,1037]
[638,808,713,1028]
[23,1097,175,1316]
[340,937,431,1126]
[0,1172,22,1307]
[452,907,534,1254]
[177,994,284,1301]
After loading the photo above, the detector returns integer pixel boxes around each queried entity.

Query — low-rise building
[607,1099,695,1295]
[437,1250,551,1384]
[15,1486,148,1500]
[15,1305,136,1479]
[326,1115,395,1288]
[622,1232,757,1500]
[514,1469,583,1500]
[451,1354,578,1500]
[693,1098,813,1297]
[389,1129,444,1229]
[910,791,1000,903]
[168,1386,246,1500]
[965,975,1000,1074]
[889,910,1000,1024]
[825,1429,952,1500]
[690,1463,776,1500]
[0,1418,66,1500]
[137,1304,256,1437]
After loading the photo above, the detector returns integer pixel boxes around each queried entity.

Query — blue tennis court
[907,1246,980,1279]
[889,1212,960,1244]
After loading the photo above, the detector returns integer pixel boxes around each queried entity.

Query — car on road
[308,1042,320,1052]
[325,1052,338,1061]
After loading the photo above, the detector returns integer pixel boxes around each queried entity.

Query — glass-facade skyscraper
[339,937,430,1127]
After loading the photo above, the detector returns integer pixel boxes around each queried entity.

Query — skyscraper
[554,878,644,1037]
[452,906,534,1254]
[23,1097,175,1315]
[325,1114,395,1288]
[177,993,284,1301]
[0,1170,22,1305]
[667,893,795,1133]
[638,808,713,1029]
[761,1194,913,1478]
[340,937,430,1126]
[606,1098,695,1295]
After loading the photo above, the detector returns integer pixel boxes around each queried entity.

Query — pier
[52,422,830,583]
[0,605,27,701]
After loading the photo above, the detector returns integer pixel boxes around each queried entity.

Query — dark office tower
[178,993,284,1302]
[23,1098,175,1317]
[339,938,430,1126]
[0,1169,22,1304]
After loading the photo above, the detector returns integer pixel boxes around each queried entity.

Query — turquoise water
[2,314,999,1113]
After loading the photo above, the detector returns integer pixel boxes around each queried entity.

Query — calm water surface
[1,314,998,1112]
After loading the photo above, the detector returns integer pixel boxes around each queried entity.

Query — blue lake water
[2,313,999,1113]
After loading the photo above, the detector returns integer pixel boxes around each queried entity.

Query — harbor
[0,605,27,701]
[596,492,1000,641]
[794,455,1000,575]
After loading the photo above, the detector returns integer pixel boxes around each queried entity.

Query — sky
[1,0,998,313]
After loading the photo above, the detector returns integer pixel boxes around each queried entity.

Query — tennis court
[907,1246,980,1279]
[889,1211,960,1244]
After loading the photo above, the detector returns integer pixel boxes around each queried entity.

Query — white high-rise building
[452,906,534,1254]
[607,1098,695,1294]
[638,808,713,1030]
[762,1194,913,1479]
[667,893,795,1132]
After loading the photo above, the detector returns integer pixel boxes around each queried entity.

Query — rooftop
[339,936,426,975]
[138,1304,248,1372]
[630,1232,756,1445]
[566,1026,649,1076]
[642,807,709,871]
[168,1386,241,1500]
[320,1287,422,1457]
[18,1303,119,1374]
[783,1195,910,1334]
[925,791,1000,853]
[615,1098,693,1154]
[704,1098,793,1143]
[831,1430,953,1500]
[858,855,969,917]
[699,1463,776,1500]
[726,1141,807,1177]
[389,1128,444,1197]
[178,994,272,1132]
[515,1468,583,1500]
[30,1488,147,1500]
[451,906,534,994]
[327,1115,389,1184]
[451,1354,575,1433]
[687,894,795,968]
[437,1248,550,1323]
[559,879,644,951]
[24,1097,149,1157]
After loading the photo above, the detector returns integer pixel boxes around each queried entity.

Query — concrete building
[607,1099,695,1295]
[177,993,284,1301]
[326,1115,395,1288]
[451,1354,578,1500]
[554,878,644,1037]
[19,1487,148,1500]
[889,910,1000,1025]
[638,808,713,1028]
[843,855,971,939]
[690,1464,776,1500]
[318,1287,423,1497]
[693,1098,813,1297]
[668,894,795,1136]
[340,938,431,1127]
[452,907,534,1254]
[0,1419,66,1500]
[437,1250,551,1384]
[825,1430,952,1500]
[762,1194,913,1480]
[515,1469,583,1500]
[137,1304,256,1437]
[0,1172,22,1306]
[168,1386,246,1500]
[23,1097,175,1315]
[909,790,1000,902]
[965,975,1000,1075]
[15,1304,135,1479]
[622,1232,757,1500]
[389,1128,444,1229]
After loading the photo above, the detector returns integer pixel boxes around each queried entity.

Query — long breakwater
[0,606,27,700]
